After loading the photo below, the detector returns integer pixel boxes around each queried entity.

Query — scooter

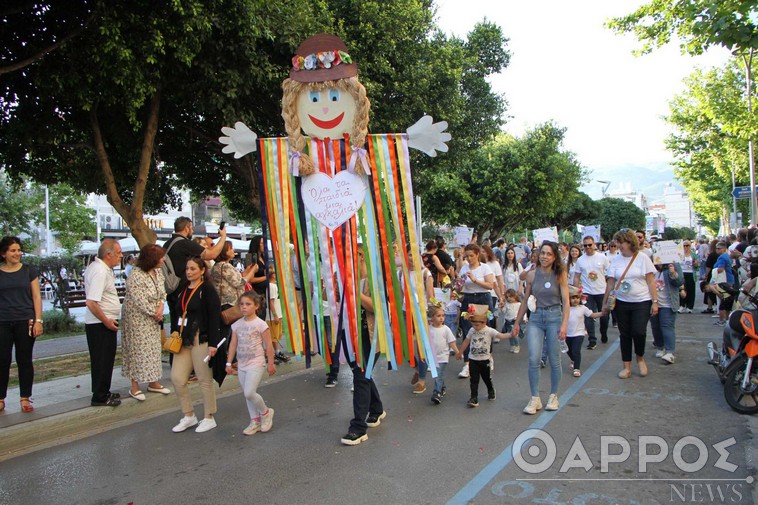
[707,284,758,414]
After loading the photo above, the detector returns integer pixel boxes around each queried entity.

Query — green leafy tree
[551,192,602,232]
[1,2,508,244]
[661,226,696,240]
[597,198,646,242]
[666,61,755,232]
[37,184,96,254]
[420,123,585,238]
[0,171,38,236]
[608,0,758,223]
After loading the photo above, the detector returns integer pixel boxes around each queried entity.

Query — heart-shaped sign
[301,171,367,230]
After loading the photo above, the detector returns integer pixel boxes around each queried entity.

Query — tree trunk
[231,156,261,213]
[90,93,161,249]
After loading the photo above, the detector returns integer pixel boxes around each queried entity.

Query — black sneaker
[366,411,386,428]
[488,389,496,401]
[431,392,441,405]
[108,392,121,399]
[91,397,121,407]
[325,377,338,388]
[467,397,479,408]
[341,432,368,446]
[601,335,608,344]
[441,387,447,397]
[587,343,597,350]
[701,308,715,314]
[277,352,290,363]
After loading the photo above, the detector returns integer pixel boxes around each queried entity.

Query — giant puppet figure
[219,34,450,378]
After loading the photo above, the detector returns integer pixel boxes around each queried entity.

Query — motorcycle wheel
[723,355,758,414]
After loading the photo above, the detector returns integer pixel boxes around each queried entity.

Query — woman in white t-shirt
[456,244,494,379]
[566,245,582,286]
[502,247,524,295]
[602,229,658,379]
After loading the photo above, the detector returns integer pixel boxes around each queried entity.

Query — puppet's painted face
[297,86,356,139]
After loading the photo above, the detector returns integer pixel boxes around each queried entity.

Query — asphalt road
[1,308,756,505]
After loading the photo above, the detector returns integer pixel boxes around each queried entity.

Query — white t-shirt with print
[574,252,610,295]
[459,263,494,294]
[567,305,592,337]
[430,324,456,364]
[231,316,269,371]
[607,253,656,303]
[465,326,498,361]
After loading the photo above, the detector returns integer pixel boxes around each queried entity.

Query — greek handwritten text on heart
[301,171,367,230]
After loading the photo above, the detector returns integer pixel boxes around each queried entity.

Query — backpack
[162,237,182,295]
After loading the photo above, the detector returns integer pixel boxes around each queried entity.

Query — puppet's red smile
[308,113,345,130]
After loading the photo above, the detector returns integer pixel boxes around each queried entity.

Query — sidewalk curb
[0,357,321,462]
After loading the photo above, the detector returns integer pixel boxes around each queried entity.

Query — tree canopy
[1,1,510,247]
[596,197,646,241]
[666,60,756,232]
[419,123,586,239]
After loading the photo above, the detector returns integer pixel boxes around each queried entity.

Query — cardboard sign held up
[651,240,684,265]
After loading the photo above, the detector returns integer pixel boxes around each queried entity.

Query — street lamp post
[44,185,52,256]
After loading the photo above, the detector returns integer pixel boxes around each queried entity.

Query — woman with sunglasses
[602,229,657,379]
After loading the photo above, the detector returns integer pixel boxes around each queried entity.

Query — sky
[434,0,732,200]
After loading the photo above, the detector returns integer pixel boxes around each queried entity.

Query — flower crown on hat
[292,50,352,72]
[461,304,492,321]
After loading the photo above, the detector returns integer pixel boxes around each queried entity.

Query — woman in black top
[702,239,719,313]
[0,237,43,413]
[170,257,222,433]
[249,235,268,316]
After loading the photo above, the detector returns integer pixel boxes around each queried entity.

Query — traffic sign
[732,186,758,199]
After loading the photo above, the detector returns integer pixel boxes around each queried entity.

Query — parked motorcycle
[707,284,758,414]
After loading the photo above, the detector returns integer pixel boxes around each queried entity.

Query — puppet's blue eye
[328,89,340,102]
[309,91,320,103]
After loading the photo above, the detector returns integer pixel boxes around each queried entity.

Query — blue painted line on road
[446,340,620,505]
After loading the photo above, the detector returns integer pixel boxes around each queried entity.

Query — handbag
[607,253,638,311]
[221,304,243,326]
[163,282,202,353]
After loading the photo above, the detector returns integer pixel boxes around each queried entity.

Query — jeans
[651,307,677,353]
[526,306,563,397]
[502,319,521,348]
[614,300,652,361]
[86,323,118,403]
[433,362,448,394]
[566,335,584,370]
[459,292,491,361]
[0,320,36,398]
[584,293,608,344]
[444,312,459,338]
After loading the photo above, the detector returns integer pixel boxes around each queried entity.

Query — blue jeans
[527,306,563,397]
[444,312,459,338]
[433,362,447,393]
[650,308,677,353]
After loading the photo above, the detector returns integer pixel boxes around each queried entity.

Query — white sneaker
[172,415,198,433]
[655,349,665,358]
[661,352,676,364]
[195,417,217,433]
[510,346,520,354]
[243,420,261,436]
[261,408,275,432]
[686,308,692,314]
[458,363,470,378]
[545,393,560,411]
[677,307,685,313]
[523,396,542,415]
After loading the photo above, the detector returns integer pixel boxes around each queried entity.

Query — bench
[60,288,126,309]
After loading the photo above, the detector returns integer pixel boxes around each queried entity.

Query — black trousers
[614,300,651,362]
[86,323,118,403]
[349,318,383,435]
[680,272,696,310]
[0,320,36,398]
[469,359,494,399]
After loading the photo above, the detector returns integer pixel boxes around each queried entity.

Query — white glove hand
[407,115,451,157]
[219,121,258,158]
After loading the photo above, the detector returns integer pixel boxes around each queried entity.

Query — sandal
[638,359,648,377]
[618,369,631,379]
[20,397,33,413]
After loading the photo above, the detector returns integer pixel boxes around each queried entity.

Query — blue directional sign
[732,186,758,199]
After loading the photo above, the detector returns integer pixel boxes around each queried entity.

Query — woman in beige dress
[121,244,170,401]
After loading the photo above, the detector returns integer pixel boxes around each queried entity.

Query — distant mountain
[581,162,680,203]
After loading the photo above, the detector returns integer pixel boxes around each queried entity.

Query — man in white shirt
[84,238,123,407]
[573,236,610,349]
